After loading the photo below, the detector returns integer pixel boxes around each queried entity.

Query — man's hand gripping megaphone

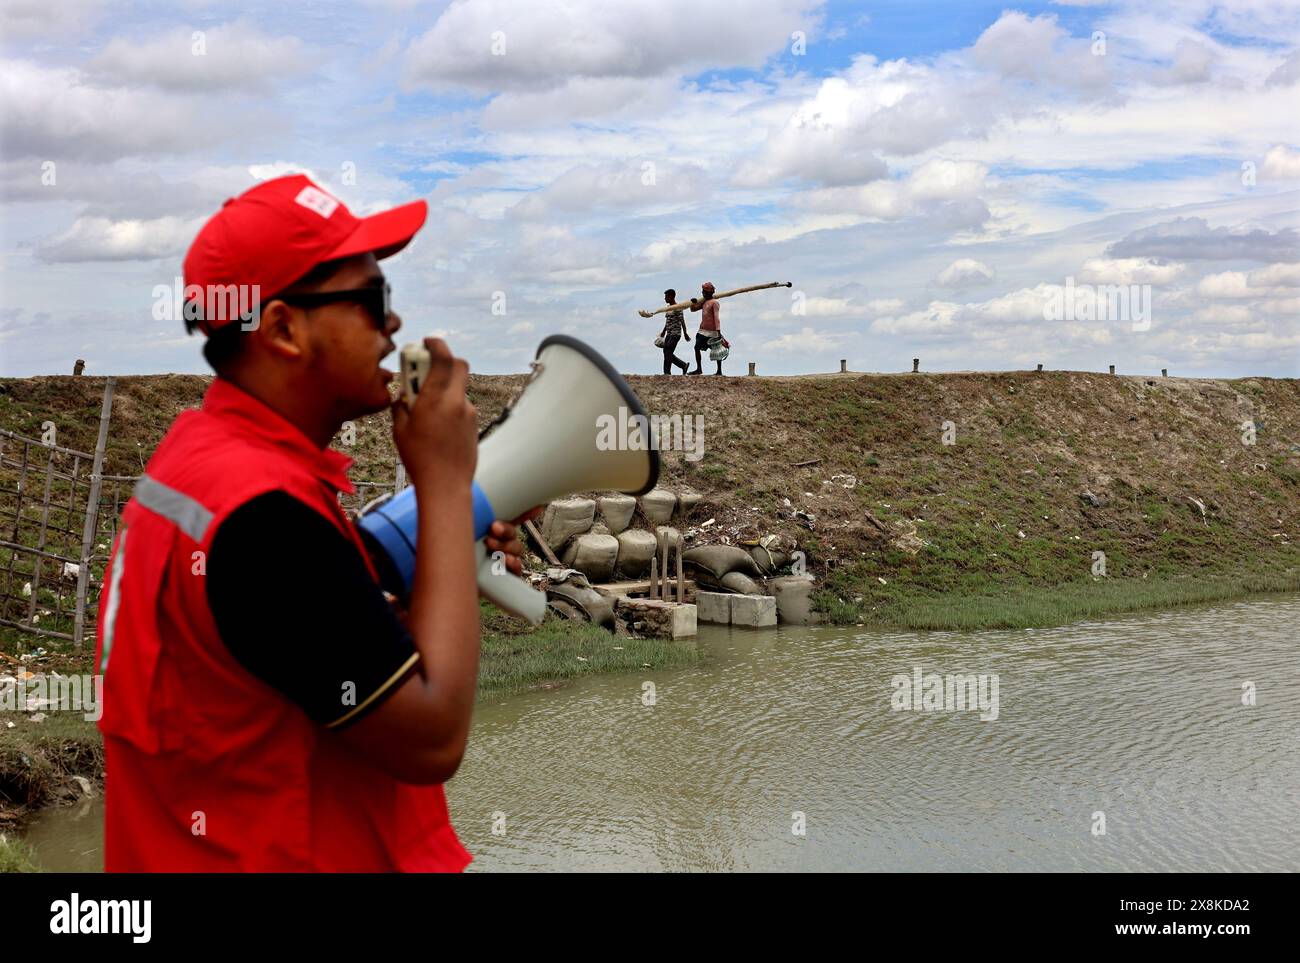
[390,337,541,581]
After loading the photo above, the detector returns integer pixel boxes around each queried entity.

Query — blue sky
[1,0,1297,378]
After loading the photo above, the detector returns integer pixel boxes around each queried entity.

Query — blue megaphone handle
[358,482,496,594]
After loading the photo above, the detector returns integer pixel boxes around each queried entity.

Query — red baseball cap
[183,173,427,333]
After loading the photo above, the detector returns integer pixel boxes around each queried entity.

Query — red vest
[94,377,471,872]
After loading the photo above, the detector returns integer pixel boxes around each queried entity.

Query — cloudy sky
[1,0,1297,378]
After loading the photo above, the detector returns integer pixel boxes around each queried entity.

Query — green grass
[477,601,698,694]
[0,833,40,872]
[816,563,1300,631]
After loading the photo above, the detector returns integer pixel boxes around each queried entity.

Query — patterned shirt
[662,308,686,338]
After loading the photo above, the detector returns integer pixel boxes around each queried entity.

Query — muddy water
[25,594,1300,872]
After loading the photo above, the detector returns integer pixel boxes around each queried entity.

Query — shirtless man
[688,281,723,376]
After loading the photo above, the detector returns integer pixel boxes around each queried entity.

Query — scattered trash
[1017,530,1025,538]
[72,776,94,798]
[877,577,888,585]
[576,656,588,662]
[29,713,45,723]
[21,582,32,597]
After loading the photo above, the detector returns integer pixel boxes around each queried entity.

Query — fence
[0,379,405,649]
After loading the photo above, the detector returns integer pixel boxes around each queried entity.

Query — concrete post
[912,358,919,373]
[747,362,756,376]
[839,359,847,373]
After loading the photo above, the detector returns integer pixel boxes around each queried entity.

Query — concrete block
[695,591,732,625]
[730,594,777,627]
[616,598,697,638]
[768,574,816,624]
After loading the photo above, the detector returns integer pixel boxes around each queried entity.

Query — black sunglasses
[273,281,392,329]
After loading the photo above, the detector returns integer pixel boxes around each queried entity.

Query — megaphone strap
[478,360,544,441]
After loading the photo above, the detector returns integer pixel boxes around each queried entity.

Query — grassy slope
[3,370,1298,631]
[628,370,1300,628]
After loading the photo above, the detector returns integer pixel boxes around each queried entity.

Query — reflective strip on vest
[132,475,214,543]
[99,526,127,673]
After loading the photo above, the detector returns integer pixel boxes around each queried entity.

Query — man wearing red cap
[94,173,526,871]
[688,281,724,375]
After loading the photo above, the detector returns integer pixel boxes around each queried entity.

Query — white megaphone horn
[358,335,660,623]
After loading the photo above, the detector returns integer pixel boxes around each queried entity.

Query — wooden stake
[524,518,561,567]
[676,534,685,604]
[73,377,114,649]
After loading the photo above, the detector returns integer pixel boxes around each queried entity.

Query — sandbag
[748,545,790,574]
[597,494,636,534]
[720,571,762,595]
[546,580,615,628]
[614,529,657,577]
[541,497,595,550]
[677,490,702,517]
[561,532,619,583]
[639,488,677,525]
[682,545,763,579]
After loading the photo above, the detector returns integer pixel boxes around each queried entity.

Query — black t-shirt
[206,491,419,730]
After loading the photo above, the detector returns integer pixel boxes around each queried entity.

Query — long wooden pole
[638,281,792,318]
